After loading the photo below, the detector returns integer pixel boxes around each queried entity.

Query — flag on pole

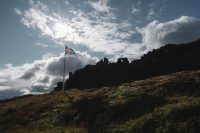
[65,45,76,55]
[63,45,76,93]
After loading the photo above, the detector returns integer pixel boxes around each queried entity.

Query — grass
[108,97,200,133]
[0,70,200,132]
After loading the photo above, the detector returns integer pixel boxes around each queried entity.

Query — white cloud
[88,0,111,12]
[66,10,136,55]
[29,0,34,5]
[131,7,140,15]
[0,52,96,100]
[14,8,22,15]
[18,0,56,38]
[15,1,138,57]
[64,1,70,6]
[137,16,200,50]
[131,1,141,15]
[147,1,157,20]
[146,0,167,20]
[35,42,48,48]
[20,8,55,36]
[14,1,200,60]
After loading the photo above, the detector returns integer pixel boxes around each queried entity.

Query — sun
[53,22,74,38]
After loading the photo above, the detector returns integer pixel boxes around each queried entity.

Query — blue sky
[1,0,200,99]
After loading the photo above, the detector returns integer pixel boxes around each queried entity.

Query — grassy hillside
[1,70,200,133]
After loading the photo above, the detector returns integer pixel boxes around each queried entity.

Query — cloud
[146,0,166,20]
[20,8,54,36]
[18,0,57,38]
[14,8,22,15]
[20,65,40,80]
[35,42,48,48]
[64,1,70,6]
[147,2,157,20]
[20,71,35,80]
[137,16,200,50]
[15,1,137,56]
[131,7,140,15]
[67,10,137,55]
[14,1,200,60]
[131,1,141,15]
[0,52,96,100]
[88,0,111,12]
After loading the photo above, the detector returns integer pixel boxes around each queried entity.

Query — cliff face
[65,39,200,90]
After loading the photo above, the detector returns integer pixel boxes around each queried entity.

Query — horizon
[1,0,200,100]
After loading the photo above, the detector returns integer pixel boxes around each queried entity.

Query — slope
[1,70,200,133]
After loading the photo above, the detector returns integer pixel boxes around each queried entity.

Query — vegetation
[1,70,200,133]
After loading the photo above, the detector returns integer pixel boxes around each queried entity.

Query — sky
[1,0,200,100]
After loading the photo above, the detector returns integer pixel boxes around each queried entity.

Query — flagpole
[63,45,66,93]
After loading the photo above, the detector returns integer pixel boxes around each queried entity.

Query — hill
[65,39,200,90]
[1,70,200,133]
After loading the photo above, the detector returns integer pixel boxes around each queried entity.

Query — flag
[65,45,76,55]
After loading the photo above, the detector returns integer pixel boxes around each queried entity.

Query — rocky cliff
[65,39,200,90]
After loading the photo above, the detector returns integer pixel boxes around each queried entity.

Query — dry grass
[1,70,200,133]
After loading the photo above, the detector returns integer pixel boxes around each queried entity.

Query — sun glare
[53,22,74,38]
